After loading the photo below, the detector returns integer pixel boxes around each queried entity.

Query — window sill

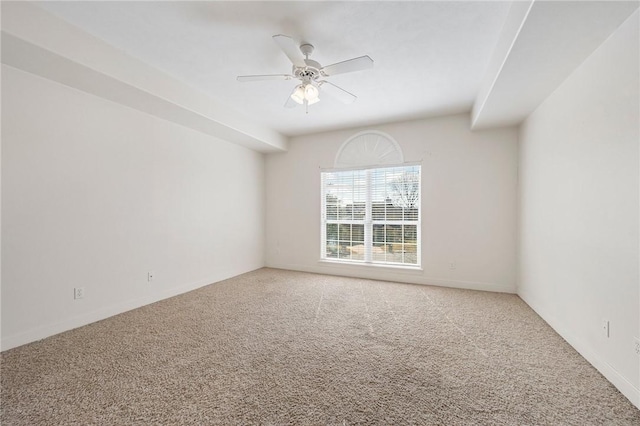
[318,259,423,273]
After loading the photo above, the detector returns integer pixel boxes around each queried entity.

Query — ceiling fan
[237,35,374,112]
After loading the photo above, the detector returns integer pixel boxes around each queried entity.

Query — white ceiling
[35,1,511,137]
[9,1,637,145]
[471,0,640,129]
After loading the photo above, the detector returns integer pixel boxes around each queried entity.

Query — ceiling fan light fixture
[291,85,305,104]
[304,83,319,102]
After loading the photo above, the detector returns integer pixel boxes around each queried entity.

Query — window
[321,164,420,267]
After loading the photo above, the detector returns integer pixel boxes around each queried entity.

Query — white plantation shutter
[321,164,420,267]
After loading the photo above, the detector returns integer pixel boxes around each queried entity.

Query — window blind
[321,165,420,267]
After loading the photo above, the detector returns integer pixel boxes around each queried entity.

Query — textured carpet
[1,268,638,425]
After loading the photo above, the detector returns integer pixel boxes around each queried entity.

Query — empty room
[1,0,639,424]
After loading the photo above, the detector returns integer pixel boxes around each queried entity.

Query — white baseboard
[266,262,516,294]
[519,290,640,409]
[1,265,262,352]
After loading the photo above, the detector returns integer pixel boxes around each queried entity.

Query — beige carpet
[1,268,638,425]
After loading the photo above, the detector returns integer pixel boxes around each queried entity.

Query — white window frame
[320,163,421,268]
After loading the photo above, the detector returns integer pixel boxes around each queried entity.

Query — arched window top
[334,131,404,169]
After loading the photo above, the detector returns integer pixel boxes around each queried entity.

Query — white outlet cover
[74,287,85,300]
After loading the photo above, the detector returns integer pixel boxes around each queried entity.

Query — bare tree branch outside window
[388,172,420,209]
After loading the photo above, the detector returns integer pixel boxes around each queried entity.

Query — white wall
[265,114,518,293]
[518,12,639,407]
[1,65,265,350]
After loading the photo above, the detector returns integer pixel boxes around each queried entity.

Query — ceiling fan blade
[284,96,298,109]
[237,74,293,82]
[321,55,374,76]
[319,81,357,104]
[272,34,306,68]
[284,86,300,108]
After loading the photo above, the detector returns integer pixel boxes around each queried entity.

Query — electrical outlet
[74,287,85,300]
[634,338,640,356]
[449,261,456,270]
[147,272,154,282]
[601,319,610,338]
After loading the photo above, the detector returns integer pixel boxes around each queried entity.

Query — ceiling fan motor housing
[293,59,322,82]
